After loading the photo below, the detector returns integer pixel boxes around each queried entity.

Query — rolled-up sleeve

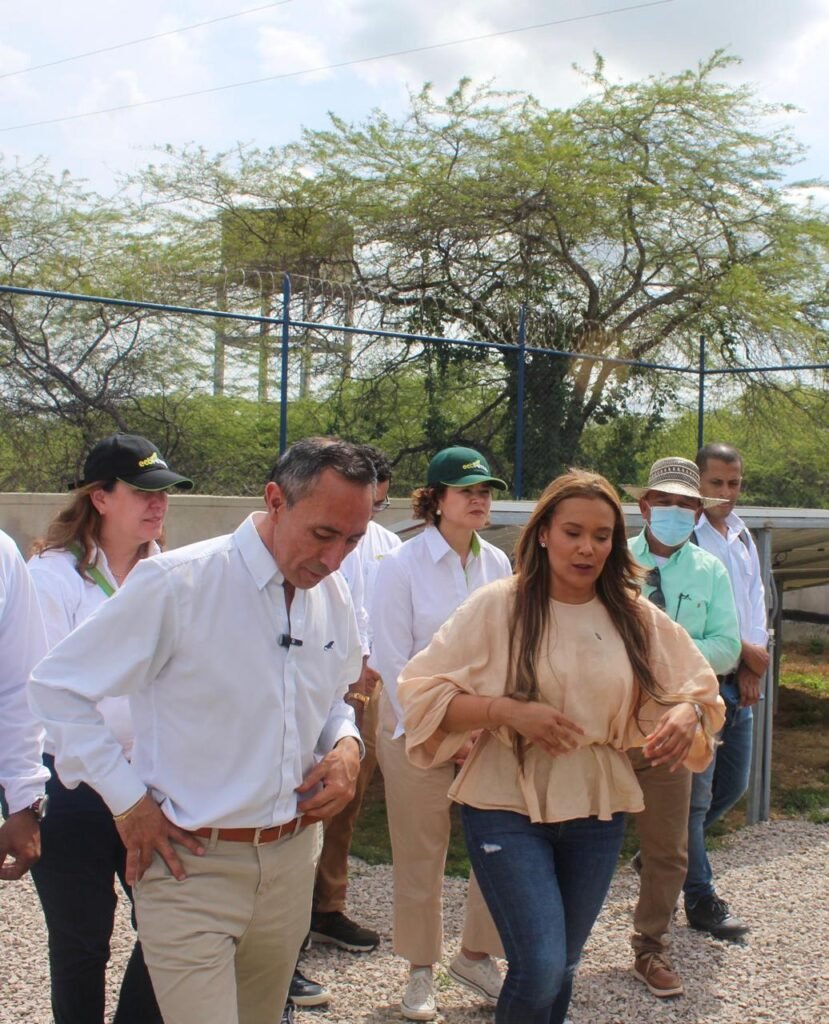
[314,593,365,759]
[28,560,177,815]
[399,583,513,768]
[624,602,726,770]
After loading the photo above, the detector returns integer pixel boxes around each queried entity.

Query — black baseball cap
[72,433,193,491]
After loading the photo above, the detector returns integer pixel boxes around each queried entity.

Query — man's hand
[0,810,41,881]
[741,642,770,678]
[737,663,763,708]
[115,794,204,886]
[296,737,361,822]
[642,702,700,770]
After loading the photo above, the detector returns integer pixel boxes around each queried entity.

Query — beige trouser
[628,749,693,955]
[314,681,380,912]
[134,823,322,1024]
[376,690,503,965]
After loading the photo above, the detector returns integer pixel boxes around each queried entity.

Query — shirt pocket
[674,592,709,640]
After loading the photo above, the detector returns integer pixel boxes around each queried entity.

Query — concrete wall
[0,493,414,558]
[783,584,829,616]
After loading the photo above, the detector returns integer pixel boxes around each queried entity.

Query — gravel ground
[2,819,827,1023]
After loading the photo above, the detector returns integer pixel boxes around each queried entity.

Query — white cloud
[2,0,829,191]
[257,27,332,80]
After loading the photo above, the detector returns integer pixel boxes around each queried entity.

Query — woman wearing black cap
[28,432,192,1024]
[372,446,512,1021]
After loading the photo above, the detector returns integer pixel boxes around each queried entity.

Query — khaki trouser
[376,690,503,965]
[314,681,380,913]
[628,749,692,955]
[134,823,322,1024]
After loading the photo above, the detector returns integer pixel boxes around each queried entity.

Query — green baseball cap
[426,446,507,490]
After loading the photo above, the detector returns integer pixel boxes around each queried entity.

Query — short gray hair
[268,437,376,506]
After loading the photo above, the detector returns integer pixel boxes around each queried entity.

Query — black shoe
[289,968,330,1007]
[685,893,749,940]
[281,1000,296,1024]
[310,910,379,952]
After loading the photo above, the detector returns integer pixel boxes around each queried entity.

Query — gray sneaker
[448,953,503,1005]
[401,968,436,1021]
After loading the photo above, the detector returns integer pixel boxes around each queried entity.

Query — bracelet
[112,792,147,823]
[346,691,370,706]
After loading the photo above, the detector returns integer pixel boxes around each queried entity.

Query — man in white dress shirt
[310,445,402,953]
[0,529,49,880]
[682,443,769,940]
[29,438,376,1024]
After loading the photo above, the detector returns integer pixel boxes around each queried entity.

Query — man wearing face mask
[623,457,740,999]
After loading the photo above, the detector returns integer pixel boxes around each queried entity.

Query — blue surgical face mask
[647,504,697,547]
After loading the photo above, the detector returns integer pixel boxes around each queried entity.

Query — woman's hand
[495,698,585,759]
[641,702,700,770]
[452,729,482,767]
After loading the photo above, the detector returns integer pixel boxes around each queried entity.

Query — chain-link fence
[2,277,827,498]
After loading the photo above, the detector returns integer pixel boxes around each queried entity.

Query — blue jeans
[29,755,162,1024]
[684,703,753,904]
[462,807,625,1024]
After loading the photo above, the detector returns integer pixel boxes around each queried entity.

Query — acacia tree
[0,158,211,488]
[139,53,829,491]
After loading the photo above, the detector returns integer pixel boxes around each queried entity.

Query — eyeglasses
[372,497,390,513]
[644,567,666,611]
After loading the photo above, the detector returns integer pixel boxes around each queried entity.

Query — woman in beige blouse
[398,470,724,1024]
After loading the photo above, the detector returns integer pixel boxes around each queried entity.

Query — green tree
[137,53,829,494]
[0,157,211,487]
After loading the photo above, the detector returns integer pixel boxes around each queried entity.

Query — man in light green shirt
[623,457,740,1000]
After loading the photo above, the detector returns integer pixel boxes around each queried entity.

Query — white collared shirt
[29,513,363,828]
[340,519,402,655]
[28,542,161,757]
[696,511,769,646]
[339,545,370,657]
[371,524,512,735]
[0,530,49,813]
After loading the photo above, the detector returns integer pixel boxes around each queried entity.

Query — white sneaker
[448,952,503,1005]
[401,968,437,1021]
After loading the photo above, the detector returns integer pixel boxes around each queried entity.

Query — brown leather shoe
[633,952,684,998]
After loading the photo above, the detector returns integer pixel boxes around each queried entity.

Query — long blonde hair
[507,470,663,765]
[30,482,155,579]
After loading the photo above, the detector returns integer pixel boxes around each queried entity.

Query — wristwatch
[346,691,370,706]
[26,796,49,822]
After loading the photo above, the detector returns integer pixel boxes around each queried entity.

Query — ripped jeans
[462,807,625,1024]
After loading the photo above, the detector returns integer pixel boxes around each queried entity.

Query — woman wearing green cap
[27,432,192,1024]
[373,446,512,1021]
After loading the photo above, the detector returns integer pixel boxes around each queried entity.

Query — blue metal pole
[514,305,527,499]
[279,274,291,455]
[697,335,706,452]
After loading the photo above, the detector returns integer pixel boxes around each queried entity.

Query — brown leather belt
[193,815,312,846]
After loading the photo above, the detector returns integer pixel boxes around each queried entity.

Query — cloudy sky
[2,0,828,195]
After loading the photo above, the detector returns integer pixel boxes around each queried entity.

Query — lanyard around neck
[70,543,116,598]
